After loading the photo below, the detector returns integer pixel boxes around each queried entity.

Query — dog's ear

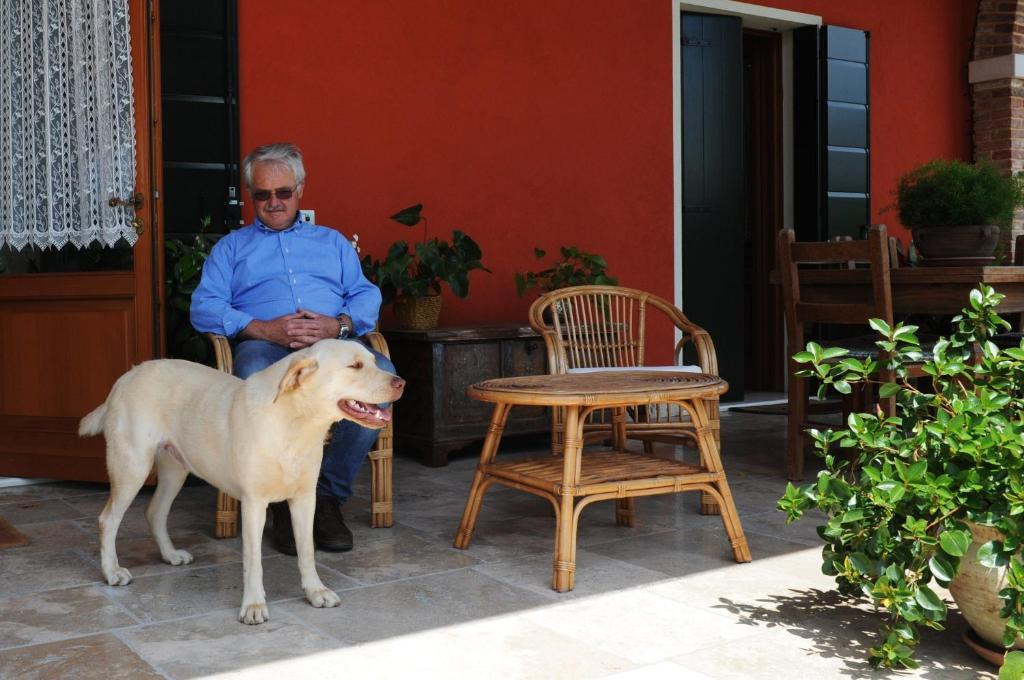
[274,357,319,402]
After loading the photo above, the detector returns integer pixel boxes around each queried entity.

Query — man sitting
[191,142,391,554]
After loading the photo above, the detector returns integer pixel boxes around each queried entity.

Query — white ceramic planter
[948,520,1024,650]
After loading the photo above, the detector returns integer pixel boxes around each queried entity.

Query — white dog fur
[79,339,405,624]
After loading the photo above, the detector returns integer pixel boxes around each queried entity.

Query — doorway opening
[742,29,785,395]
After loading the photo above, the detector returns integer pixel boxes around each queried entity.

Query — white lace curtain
[0,0,138,251]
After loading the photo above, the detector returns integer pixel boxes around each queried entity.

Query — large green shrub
[779,284,1024,669]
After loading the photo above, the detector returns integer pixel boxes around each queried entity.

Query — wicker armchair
[527,285,721,517]
[206,332,395,538]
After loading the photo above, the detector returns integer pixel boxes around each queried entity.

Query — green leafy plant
[360,204,490,305]
[897,159,1024,229]
[778,284,1024,669]
[514,246,618,297]
[1002,651,1024,680]
[164,217,217,363]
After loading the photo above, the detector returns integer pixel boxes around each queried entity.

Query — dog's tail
[78,402,107,437]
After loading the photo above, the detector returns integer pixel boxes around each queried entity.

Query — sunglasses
[251,186,297,202]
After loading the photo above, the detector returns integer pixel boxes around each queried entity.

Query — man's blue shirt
[190,215,381,338]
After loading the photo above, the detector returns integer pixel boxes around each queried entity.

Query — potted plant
[361,204,490,330]
[165,216,218,363]
[778,284,1024,669]
[896,159,1024,264]
[514,246,618,297]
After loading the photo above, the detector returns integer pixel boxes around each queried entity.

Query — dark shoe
[313,495,353,552]
[269,501,296,556]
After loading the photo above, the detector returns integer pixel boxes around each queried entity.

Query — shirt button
[297,298,302,303]
[289,268,293,273]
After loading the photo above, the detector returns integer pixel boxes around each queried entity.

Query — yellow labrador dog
[79,339,405,624]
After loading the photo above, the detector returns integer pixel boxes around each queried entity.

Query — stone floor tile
[670,617,995,679]
[442,515,560,563]
[280,568,549,645]
[0,497,88,524]
[218,612,635,680]
[734,508,827,547]
[643,546,835,621]
[0,548,99,598]
[7,519,93,557]
[600,661,714,679]
[584,527,755,578]
[119,610,340,678]
[473,547,670,600]
[521,588,762,665]
[0,633,163,679]
[101,554,360,623]
[0,585,136,650]
[312,526,478,584]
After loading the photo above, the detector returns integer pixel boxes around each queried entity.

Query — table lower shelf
[483,451,720,496]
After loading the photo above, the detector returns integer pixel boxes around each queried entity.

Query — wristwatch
[336,317,352,340]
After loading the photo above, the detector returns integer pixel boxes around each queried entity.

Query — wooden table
[790,265,1024,315]
[453,371,751,592]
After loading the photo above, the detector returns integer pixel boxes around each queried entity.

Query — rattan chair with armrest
[527,284,721,519]
[205,331,395,538]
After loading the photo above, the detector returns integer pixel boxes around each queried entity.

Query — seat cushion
[567,365,703,374]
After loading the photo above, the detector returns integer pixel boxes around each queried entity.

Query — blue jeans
[233,339,395,501]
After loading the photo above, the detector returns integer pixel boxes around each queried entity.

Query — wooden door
[681,12,745,400]
[0,0,162,482]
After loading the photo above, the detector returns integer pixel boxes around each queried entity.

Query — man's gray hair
[242,143,306,189]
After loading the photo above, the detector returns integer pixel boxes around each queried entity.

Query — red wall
[238,0,973,326]
[238,0,674,326]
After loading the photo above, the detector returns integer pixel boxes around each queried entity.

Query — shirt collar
[254,213,304,233]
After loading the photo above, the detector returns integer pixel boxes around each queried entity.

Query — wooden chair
[206,331,395,537]
[527,285,721,518]
[993,234,1024,347]
[777,224,920,480]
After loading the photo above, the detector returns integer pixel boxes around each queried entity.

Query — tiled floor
[0,412,996,679]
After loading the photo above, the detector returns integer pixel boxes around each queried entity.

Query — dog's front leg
[238,499,270,624]
[289,493,340,609]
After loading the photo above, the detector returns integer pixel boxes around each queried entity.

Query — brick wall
[973,0,1024,248]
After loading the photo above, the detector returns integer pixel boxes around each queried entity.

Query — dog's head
[273,340,405,429]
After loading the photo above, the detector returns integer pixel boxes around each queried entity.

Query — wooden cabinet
[383,325,548,466]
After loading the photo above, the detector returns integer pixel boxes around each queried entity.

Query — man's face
[251,162,303,231]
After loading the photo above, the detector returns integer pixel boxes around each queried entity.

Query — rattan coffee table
[453,371,752,592]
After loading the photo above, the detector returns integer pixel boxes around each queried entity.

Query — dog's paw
[104,567,133,586]
[163,549,193,566]
[306,587,340,609]
[238,602,269,625]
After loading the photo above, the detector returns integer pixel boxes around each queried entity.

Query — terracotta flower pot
[912,224,1000,265]
[392,294,442,330]
[948,521,1024,652]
